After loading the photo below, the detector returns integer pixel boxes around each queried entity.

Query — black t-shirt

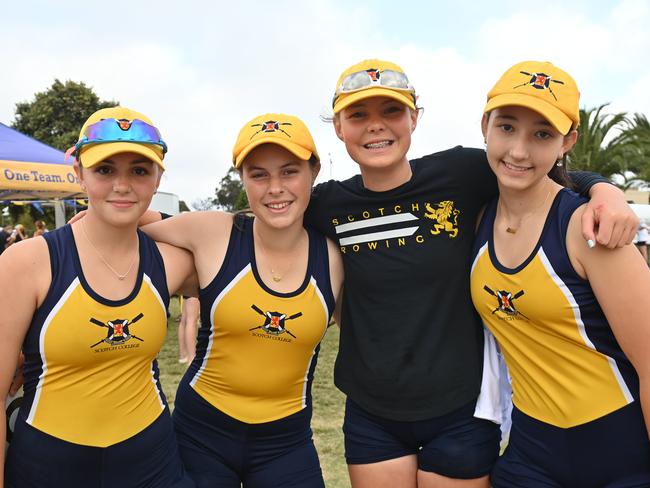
[305,146,497,421]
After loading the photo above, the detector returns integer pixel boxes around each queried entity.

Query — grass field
[160,297,351,488]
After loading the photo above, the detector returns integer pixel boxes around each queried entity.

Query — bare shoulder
[568,202,646,279]
[0,236,51,304]
[1,236,50,272]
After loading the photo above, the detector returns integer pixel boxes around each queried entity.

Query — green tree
[621,113,650,188]
[213,167,247,211]
[569,104,650,188]
[12,79,117,151]
[191,197,217,211]
[569,104,628,178]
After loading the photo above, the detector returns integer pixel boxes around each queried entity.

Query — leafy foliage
[569,104,650,189]
[11,79,117,151]
[214,167,248,211]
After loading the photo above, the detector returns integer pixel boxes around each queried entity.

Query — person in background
[5,224,27,248]
[178,296,199,364]
[0,226,11,253]
[33,220,47,237]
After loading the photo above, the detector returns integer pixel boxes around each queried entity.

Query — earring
[556,160,563,167]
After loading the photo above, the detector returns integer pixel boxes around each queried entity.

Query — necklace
[499,188,552,235]
[80,220,139,280]
[254,228,297,283]
[271,269,284,283]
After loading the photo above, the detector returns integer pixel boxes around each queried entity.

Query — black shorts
[5,409,193,488]
[343,398,500,479]
[173,379,324,488]
[491,402,650,487]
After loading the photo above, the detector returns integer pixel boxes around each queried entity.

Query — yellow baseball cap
[332,59,417,114]
[484,61,580,135]
[74,106,166,169]
[232,113,319,168]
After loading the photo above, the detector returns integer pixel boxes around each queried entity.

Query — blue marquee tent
[0,122,83,200]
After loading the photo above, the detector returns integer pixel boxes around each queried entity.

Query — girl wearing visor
[302,59,639,487]
[471,61,650,486]
[0,107,197,488]
[136,113,343,487]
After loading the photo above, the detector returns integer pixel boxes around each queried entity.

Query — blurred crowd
[0,221,48,254]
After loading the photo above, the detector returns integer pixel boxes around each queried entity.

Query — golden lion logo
[424,201,460,238]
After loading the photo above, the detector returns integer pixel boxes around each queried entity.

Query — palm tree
[623,113,650,189]
[569,104,628,177]
[569,105,650,189]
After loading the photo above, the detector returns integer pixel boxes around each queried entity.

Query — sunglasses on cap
[70,118,168,158]
[333,69,416,107]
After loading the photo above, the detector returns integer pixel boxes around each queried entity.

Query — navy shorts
[343,398,500,479]
[173,379,324,488]
[5,409,193,488]
[492,402,650,487]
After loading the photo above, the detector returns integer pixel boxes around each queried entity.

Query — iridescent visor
[75,118,168,156]
[333,69,415,107]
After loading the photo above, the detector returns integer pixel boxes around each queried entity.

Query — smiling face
[240,144,319,231]
[482,105,577,191]
[334,96,417,181]
[77,151,162,227]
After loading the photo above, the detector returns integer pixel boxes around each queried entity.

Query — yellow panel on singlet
[471,247,632,428]
[191,267,329,424]
[26,276,167,447]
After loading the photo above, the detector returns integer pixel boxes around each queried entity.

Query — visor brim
[79,142,165,169]
[484,94,573,135]
[333,87,416,114]
[234,138,315,168]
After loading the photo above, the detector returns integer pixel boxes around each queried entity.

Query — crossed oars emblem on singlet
[249,304,302,338]
[483,286,528,320]
[89,313,145,348]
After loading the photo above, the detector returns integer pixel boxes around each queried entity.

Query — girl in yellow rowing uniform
[471,60,650,486]
[137,113,344,487]
[0,107,198,488]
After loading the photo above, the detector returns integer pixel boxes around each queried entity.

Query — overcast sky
[3,0,650,206]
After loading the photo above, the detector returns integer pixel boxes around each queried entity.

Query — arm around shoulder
[157,241,199,298]
[581,182,638,248]
[142,210,233,254]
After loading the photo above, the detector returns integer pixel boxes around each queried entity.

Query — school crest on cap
[513,71,565,101]
[484,61,580,135]
[249,120,293,140]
